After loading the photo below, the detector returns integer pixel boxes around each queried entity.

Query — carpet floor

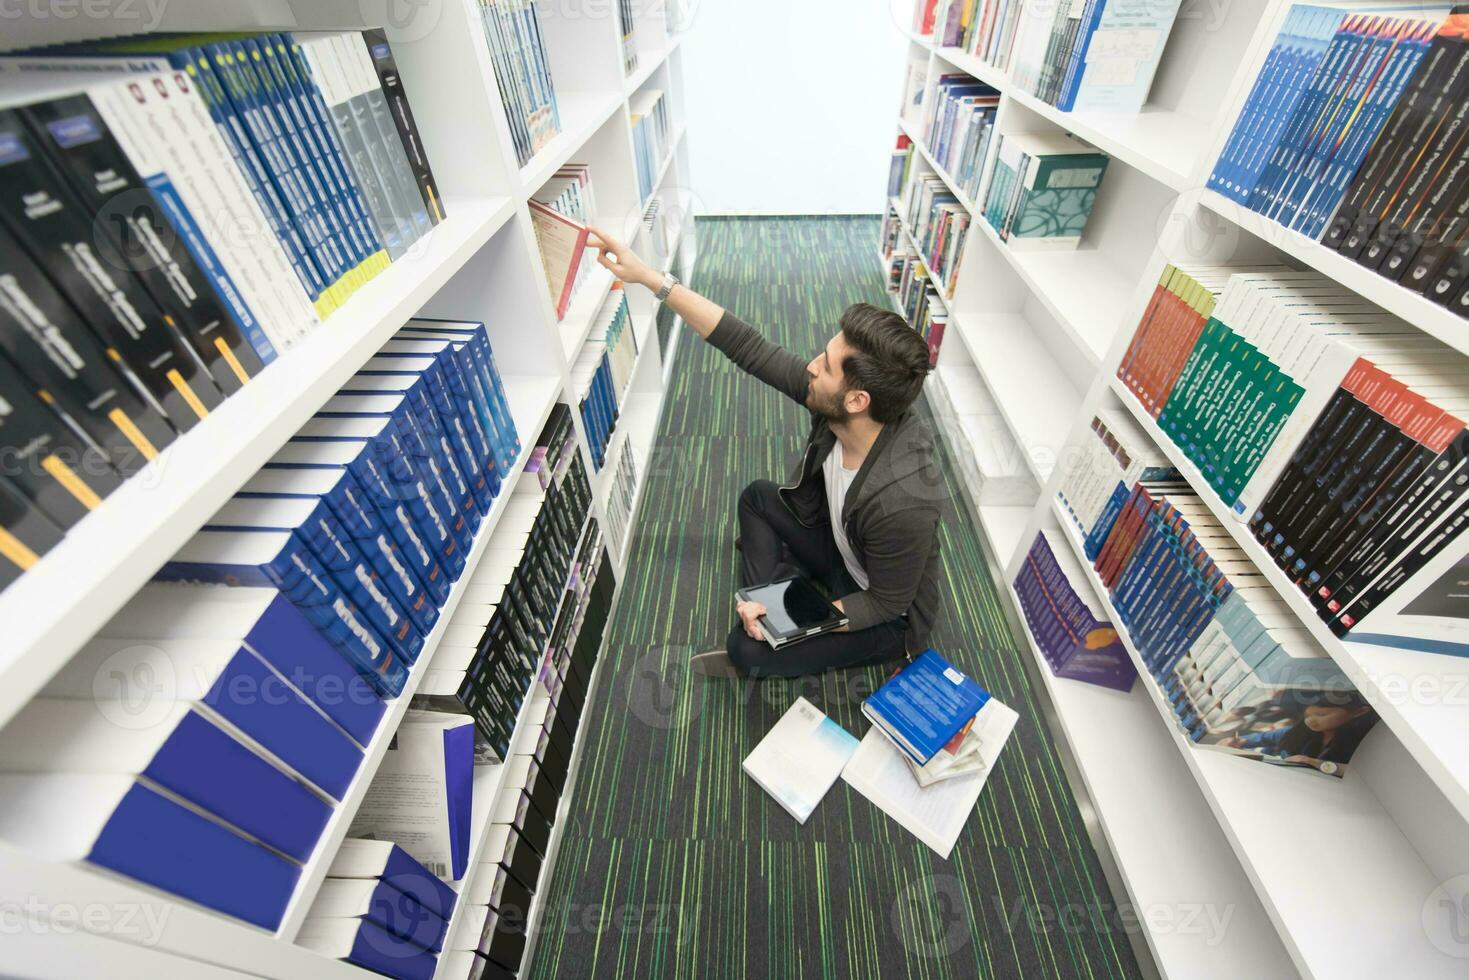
[524,216,1144,979]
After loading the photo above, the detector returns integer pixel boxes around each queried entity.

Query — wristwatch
[655,270,679,302]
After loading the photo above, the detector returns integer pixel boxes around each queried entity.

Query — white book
[742,697,858,824]
[841,695,1018,859]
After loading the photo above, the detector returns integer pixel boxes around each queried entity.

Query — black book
[0,348,121,527]
[1377,103,1469,281]
[1421,213,1469,306]
[1397,178,1469,293]
[1337,21,1469,259]
[0,108,220,430]
[1252,384,1368,551]
[360,29,445,225]
[0,473,65,590]
[19,93,265,394]
[0,222,175,474]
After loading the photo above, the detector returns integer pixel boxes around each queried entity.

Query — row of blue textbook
[0,319,521,932]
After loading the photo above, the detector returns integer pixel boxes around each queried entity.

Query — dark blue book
[308,877,448,952]
[298,916,437,980]
[327,838,459,921]
[861,649,990,765]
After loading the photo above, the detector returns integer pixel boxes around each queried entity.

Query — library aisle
[526,217,1140,979]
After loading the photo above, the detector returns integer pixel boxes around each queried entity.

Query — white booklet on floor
[743,697,859,824]
[842,695,1018,858]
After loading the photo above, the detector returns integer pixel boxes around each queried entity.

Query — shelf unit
[885,0,1469,976]
[0,0,696,977]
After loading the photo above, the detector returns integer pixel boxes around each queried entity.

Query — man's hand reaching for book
[588,227,657,290]
[736,600,767,641]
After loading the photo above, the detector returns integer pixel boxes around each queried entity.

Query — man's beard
[808,386,850,424]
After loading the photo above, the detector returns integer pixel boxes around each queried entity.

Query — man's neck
[831,416,883,470]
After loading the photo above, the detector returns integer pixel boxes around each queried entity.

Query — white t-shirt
[823,442,869,590]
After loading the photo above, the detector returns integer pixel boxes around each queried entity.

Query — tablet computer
[735,575,848,648]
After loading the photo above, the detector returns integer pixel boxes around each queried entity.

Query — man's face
[807,332,858,422]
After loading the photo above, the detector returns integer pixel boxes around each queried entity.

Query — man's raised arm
[588,227,811,406]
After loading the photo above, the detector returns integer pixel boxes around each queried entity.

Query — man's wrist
[641,268,663,291]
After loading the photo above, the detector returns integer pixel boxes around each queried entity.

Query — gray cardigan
[707,310,943,654]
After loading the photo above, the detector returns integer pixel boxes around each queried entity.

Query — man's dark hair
[837,303,930,424]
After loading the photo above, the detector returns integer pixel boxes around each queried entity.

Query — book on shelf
[605,436,639,550]
[477,0,561,167]
[617,0,638,74]
[742,696,859,824]
[329,838,461,922]
[904,174,969,297]
[1082,478,1380,775]
[888,132,914,199]
[298,915,439,980]
[307,876,450,953]
[573,285,637,469]
[0,477,63,590]
[1008,0,1184,112]
[842,676,1017,858]
[899,54,928,128]
[939,0,1026,72]
[1014,530,1136,691]
[629,88,670,202]
[529,198,591,321]
[981,131,1109,249]
[914,0,941,35]
[1056,409,1178,560]
[923,75,999,202]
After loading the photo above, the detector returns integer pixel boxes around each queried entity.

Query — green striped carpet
[526,217,1143,979]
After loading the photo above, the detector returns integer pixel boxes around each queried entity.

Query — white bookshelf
[0,0,696,976]
[886,0,1469,976]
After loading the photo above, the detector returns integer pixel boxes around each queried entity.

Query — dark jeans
[728,479,908,677]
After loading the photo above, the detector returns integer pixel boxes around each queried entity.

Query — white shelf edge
[1199,189,1469,360]
[622,33,682,97]
[1108,376,1469,831]
[1046,495,1456,979]
[275,376,562,941]
[0,195,518,733]
[518,89,627,195]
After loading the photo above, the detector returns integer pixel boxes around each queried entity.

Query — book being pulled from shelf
[478,0,561,167]
[742,697,859,823]
[530,164,597,320]
[1007,0,1184,112]
[981,131,1109,250]
[1014,530,1136,691]
[923,74,998,202]
[1114,261,1469,639]
[629,88,670,203]
[1086,479,1380,775]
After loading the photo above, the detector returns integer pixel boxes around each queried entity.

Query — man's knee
[726,627,764,676]
[738,479,778,516]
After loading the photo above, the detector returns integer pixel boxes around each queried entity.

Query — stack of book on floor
[530,164,598,320]
[1210,6,1469,318]
[937,0,1024,72]
[478,0,561,167]
[1115,261,1469,639]
[981,132,1109,249]
[1007,0,1184,112]
[904,173,969,297]
[1014,530,1135,691]
[300,839,459,980]
[572,286,637,470]
[412,405,594,764]
[1085,479,1380,775]
[924,74,999,202]
[629,89,671,202]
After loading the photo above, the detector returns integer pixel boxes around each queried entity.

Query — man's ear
[845,387,871,415]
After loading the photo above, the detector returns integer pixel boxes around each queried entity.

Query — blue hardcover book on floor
[328,838,460,920]
[298,916,438,980]
[54,627,367,799]
[5,699,333,860]
[0,774,300,930]
[96,584,386,746]
[861,650,991,765]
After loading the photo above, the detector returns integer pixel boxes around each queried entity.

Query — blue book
[861,650,991,765]
[394,326,514,472]
[157,527,407,698]
[298,916,438,980]
[58,626,367,800]
[205,498,425,667]
[379,337,509,487]
[237,466,442,635]
[328,838,459,921]
[410,321,521,470]
[0,773,299,930]
[1055,0,1104,112]
[309,877,448,952]
[6,699,333,861]
[275,428,464,587]
[96,583,385,746]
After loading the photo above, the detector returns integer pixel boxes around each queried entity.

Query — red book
[528,200,590,320]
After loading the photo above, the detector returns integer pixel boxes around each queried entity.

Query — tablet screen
[739,576,844,638]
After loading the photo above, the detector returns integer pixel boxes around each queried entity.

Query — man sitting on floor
[588,227,943,678]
